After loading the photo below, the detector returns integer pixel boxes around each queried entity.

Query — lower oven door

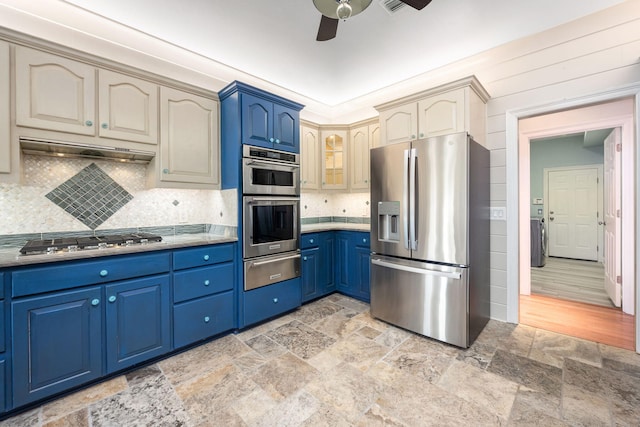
[243,196,299,259]
[244,252,301,291]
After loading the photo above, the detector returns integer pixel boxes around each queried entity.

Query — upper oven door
[242,158,300,195]
[243,196,300,259]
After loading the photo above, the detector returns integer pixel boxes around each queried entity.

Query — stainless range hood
[20,137,156,164]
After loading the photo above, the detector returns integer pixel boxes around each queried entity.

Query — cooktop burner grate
[19,232,163,254]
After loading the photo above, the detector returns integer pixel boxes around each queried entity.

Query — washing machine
[530,217,546,267]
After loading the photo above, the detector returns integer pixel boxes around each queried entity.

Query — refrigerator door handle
[403,148,410,250]
[371,258,462,280]
[409,148,418,251]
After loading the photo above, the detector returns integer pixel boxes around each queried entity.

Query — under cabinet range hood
[20,137,156,164]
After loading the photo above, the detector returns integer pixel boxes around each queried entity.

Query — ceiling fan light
[336,1,353,20]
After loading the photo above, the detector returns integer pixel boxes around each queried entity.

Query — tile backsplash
[300,192,370,219]
[0,155,237,235]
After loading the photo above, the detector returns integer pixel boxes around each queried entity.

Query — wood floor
[520,294,635,351]
[531,257,612,307]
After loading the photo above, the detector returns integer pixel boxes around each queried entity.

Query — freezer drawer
[370,255,469,348]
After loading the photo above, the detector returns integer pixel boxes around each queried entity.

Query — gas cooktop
[19,232,163,255]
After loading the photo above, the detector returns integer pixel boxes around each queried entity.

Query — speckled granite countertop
[301,223,371,233]
[0,233,238,268]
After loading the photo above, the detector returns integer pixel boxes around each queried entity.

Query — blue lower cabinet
[12,287,103,407]
[335,232,351,292]
[301,248,319,302]
[0,358,5,413]
[243,278,301,327]
[301,232,336,303]
[173,291,234,348]
[354,245,371,302]
[334,231,370,302]
[105,276,171,373]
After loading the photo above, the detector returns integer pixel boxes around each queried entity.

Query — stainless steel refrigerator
[370,132,490,348]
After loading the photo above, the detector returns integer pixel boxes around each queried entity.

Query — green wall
[529,134,604,217]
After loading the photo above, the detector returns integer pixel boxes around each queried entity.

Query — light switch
[490,207,506,221]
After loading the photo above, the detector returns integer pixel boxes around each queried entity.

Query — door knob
[549,211,554,214]
[549,217,554,221]
[598,221,606,225]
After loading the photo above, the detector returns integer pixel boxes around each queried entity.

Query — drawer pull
[108,295,116,303]
[362,238,367,243]
[203,255,210,261]
[204,316,210,323]
[273,297,279,303]
[91,298,100,306]
[303,256,307,261]
[204,279,210,286]
[309,239,314,244]
[99,269,108,277]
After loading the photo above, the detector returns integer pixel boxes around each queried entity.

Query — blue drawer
[173,291,234,348]
[243,278,301,327]
[352,232,370,248]
[12,252,171,297]
[173,243,235,271]
[301,233,319,249]
[173,263,234,303]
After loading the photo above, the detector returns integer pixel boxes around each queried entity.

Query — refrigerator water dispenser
[377,201,400,242]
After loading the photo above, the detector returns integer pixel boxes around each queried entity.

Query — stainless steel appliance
[242,196,299,259]
[530,217,546,267]
[241,145,301,291]
[242,145,300,196]
[369,132,490,348]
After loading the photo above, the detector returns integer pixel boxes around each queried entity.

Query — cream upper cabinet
[300,124,320,190]
[0,41,9,174]
[378,103,417,145]
[321,129,348,190]
[98,69,158,144]
[369,122,380,149]
[349,124,375,191]
[376,76,489,147]
[15,46,96,136]
[158,87,219,187]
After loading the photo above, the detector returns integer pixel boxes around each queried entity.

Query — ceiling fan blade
[399,0,432,10]
[316,15,339,41]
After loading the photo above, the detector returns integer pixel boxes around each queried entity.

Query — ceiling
[0,0,628,119]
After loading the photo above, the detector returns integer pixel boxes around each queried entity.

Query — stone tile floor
[1,294,639,426]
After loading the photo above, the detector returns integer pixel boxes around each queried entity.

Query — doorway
[514,97,636,351]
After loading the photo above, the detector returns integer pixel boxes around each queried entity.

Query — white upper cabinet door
[378,103,417,146]
[417,88,465,138]
[300,125,319,190]
[0,41,9,173]
[15,46,96,135]
[160,87,219,187]
[98,70,158,144]
[369,123,380,149]
[349,125,370,190]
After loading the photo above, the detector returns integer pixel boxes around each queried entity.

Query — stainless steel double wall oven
[242,146,301,291]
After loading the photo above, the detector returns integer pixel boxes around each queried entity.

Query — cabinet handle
[204,279,210,286]
[411,134,416,139]
[91,298,100,306]
[309,239,314,244]
[85,120,93,127]
[419,133,424,138]
[275,139,280,144]
[162,168,169,174]
[273,297,279,303]
[101,123,108,129]
[204,316,210,323]
[363,238,367,243]
[303,256,307,261]
[108,295,116,303]
[364,180,368,183]
[269,137,275,143]
[203,254,210,261]
[99,269,108,277]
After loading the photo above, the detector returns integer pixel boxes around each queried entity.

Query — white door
[603,128,621,307]
[547,168,599,260]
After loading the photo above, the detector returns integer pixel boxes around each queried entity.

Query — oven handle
[247,197,300,203]
[249,253,301,267]
[246,159,300,169]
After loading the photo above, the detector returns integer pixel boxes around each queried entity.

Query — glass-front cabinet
[321,129,348,190]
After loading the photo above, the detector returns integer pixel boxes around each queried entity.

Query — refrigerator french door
[369,132,489,348]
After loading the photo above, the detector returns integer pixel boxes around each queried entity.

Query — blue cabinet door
[0,358,5,413]
[12,287,102,406]
[105,276,170,373]
[355,246,371,302]
[335,232,351,293]
[273,103,299,152]
[301,248,319,302]
[319,232,336,294]
[241,93,273,149]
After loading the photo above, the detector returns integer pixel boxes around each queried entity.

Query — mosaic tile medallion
[45,163,133,230]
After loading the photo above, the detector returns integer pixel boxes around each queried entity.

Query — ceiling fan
[314,0,432,41]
